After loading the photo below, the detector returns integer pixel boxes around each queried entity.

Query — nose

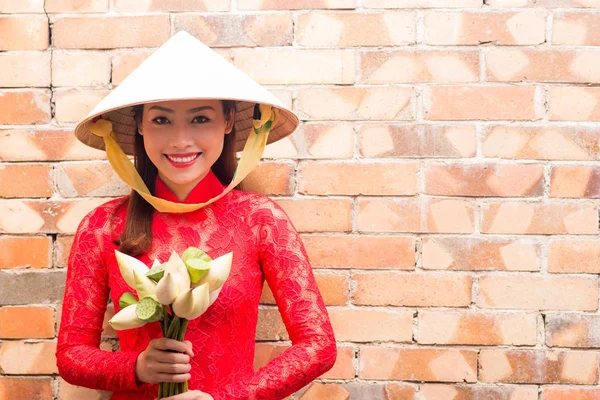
[169,124,194,149]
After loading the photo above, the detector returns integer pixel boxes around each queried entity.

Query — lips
[164,152,202,167]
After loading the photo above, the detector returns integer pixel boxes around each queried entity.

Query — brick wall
[1,0,600,399]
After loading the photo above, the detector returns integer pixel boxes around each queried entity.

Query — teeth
[167,154,198,163]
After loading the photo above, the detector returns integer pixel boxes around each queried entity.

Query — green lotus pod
[146,263,165,282]
[135,296,163,322]
[185,258,210,284]
[119,292,138,310]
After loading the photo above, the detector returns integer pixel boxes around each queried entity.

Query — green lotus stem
[166,315,180,338]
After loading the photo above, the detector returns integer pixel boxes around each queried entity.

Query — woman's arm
[56,209,149,392]
[239,199,337,399]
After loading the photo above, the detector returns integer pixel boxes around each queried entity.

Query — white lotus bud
[108,303,147,330]
[197,252,232,292]
[133,269,157,300]
[164,251,191,293]
[173,283,209,320]
[114,250,150,289]
[155,271,179,305]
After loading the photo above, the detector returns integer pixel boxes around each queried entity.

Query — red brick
[0,0,45,12]
[46,0,108,12]
[425,11,545,45]
[425,163,543,197]
[0,164,52,198]
[418,311,537,346]
[299,123,355,159]
[487,0,600,7]
[111,50,153,86]
[0,306,54,339]
[354,272,472,307]
[329,308,413,342]
[276,199,352,232]
[174,14,292,47]
[425,86,537,121]
[482,125,600,161]
[55,162,129,198]
[242,162,294,196]
[422,237,541,271]
[260,272,348,306]
[478,275,598,311]
[549,87,600,121]
[0,52,50,87]
[421,384,538,400]
[0,90,51,125]
[480,349,599,384]
[359,124,477,158]
[549,239,600,273]
[54,89,110,124]
[302,235,416,269]
[550,165,600,198]
[481,201,598,235]
[360,347,477,382]
[297,12,415,47]
[53,16,170,49]
[0,236,51,269]
[299,162,418,196]
[553,12,600,45]
[299,383,349,399]
[52,51,111,87]
[0,16,48,50]
[113,0,229,11]
[238,0,356,10]
[364,0,482,7]
[0,341,57,374]
[58,377,111,399]
[0,377,52,400]
[544,387,600,400]
[546,314,600,348]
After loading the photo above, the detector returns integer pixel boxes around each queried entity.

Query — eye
[152,116,170,125]
[192,116,210,123]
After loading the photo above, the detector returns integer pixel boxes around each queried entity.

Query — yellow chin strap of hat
[88,103,279,213]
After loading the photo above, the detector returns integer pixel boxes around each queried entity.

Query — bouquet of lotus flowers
[108,247,232,399]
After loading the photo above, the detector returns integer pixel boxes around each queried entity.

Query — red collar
[154,170,225,204]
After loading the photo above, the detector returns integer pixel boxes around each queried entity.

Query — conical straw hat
[74,31,299,213]
[75,30,298,154]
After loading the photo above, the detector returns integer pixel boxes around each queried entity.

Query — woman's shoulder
[225,189,290,223]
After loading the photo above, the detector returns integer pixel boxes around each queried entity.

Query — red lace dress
[56,170,337,400]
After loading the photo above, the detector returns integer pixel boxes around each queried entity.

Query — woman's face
[138,99,234,201]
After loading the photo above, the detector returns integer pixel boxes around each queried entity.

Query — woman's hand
[160,390,214,400]
[136,338,194,384]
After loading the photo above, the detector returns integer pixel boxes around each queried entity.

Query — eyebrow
[147,105,216,113]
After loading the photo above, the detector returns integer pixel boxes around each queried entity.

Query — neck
[158,171,209,202]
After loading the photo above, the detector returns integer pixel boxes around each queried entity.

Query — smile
[164,152,202,167]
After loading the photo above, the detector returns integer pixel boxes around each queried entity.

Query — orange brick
[544,387,600,400]
[299,123,354,159]
[546,314,600,348]
[0,130,106,162]
[233,48,354,85]
[354,272,472,307]
[0,341,57,374]
[299,162,418,196]
[52,51,111,87]
[111,50,153,86]
[482,125,600,161]
[0,90,51,124]
[360,50,478,84]
[174,15,292,47]
[487,48,600,83]
[297,12,415,47]
[296,87,413,121]
[54,89,109,124]
[330,308,413,342]
[553,12,600,45]
[0,236,51,269]
[45,0,108,12]
[256,308,287,341]
[300,383,350,399]
[0,16,48,50]
[113,0,229,11]
[364,0,482,7]
[425,86,537,121]
[549,87,600,121]
[418,311,537,346]
[58,377,112,399]
[0,377,52,400]
[0,52,50,87]
[550,165,600,198]
[549,239,600,273]
[0,164,52,198]
[276,198,352,232]
[55,162,130,198]
[262,136,299,159]
[421,384,538,400]
[53,16,170,49]
[481,201,598,235]
[425,11,545,45]
[359,124,477,158]
[477,275,598,311]
[302,235,416,269]
[260,272,348,306]
[480,349,599,384]
[0,199,108,234]
[0,306,54,339]
[360,347,477,382]
[243,162,294,196]
[238,0,356,10]
[54,235,74,268]
[487,0,599,7]
[425,163,544,197]
[357,198,475,234]
[422,237,541,271]
[0,0,45,12]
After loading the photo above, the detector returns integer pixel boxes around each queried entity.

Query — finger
[152,351,190,365]
[153,361,191,375]
[153,372,191,383]
[152,338,189,353]
[184,340,195,357]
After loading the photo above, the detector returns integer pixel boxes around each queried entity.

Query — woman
[56,31,336,400]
